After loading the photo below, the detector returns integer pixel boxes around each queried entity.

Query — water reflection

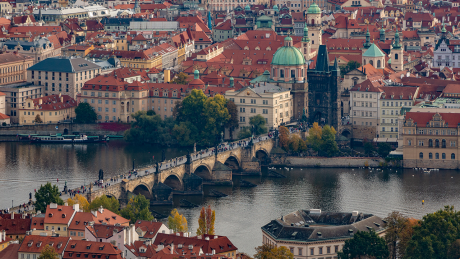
[1,142,460,254]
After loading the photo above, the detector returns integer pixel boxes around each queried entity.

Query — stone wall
[0,123,130,136]
[403,159,459,169]
[352,125,376,141]
[272,156,383,168]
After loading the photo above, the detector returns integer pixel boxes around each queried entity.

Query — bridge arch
[193,164,213,181]
[163,174,183,191]
[341,128,351,138]
[255,148,270,165]
[132,184,153,199]
[224,155,240,170]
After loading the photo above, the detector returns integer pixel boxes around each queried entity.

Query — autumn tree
[405,206,460,259]
[196,205,215,235]
[254,244,294,259]
[278,126,290,151]
[120,194,154,224]
[34,114,43,123]
[171,72,189,85]
[307,122,322,152]
[168,209,188,233]
[337,230,389,259]
[35,182,64,213]
[66,194,90,212]
[225,100,238,140]
[88,195,120,213]
[38,244,59,259]
[319,125,338,157]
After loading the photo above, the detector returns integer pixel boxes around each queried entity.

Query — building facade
[0,52,34,86]
[19,94,77,124]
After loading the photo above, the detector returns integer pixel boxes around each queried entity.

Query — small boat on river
[30,134,108,144]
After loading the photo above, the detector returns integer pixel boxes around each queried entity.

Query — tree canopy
[38,244,59,259]
[88,195,120,213]
[278,126,290,151]
[75,102,98,123]
[171,72,189,85]
[34,182,64,213]
[238,115,268,139]
[124,111,175,144]
[378,142,393,158]
[120,194,154,224]
[338,230,389,259]
[339,60,361,77]
[224,100,238,140]
[405,206,460,259]
[196,205,215,235]
[307,123,338,157]
[168,209,188,233]
[66,194,90,212]
[254,244,294,259]
[384,211,418,259]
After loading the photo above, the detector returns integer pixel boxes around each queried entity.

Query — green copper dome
[273,4,278,11]
[363,43,385,57]
[271,38,305,66]
[245,4,251,10]
[307,3,321,14]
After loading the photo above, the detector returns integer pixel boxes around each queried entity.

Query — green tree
[340,60,361,77]
[38,244,59,259]
[196,205,215,235]
[338,230,389,259]
[172,121,198,146]
[171,72,189,85]
[88,195,120,213]
[319,125,338,157]
[120,194,154,224]
[384,211,418,259]
[238,126,252,139]
[405,206,460,259]
[75,102,97,123]
[288,134,304,153]
[34,114,43,123]
[278,126,290,151]
[202,94,230,145]
[225,100,238,140]
[168,209,188,233]
[364,140,375,156]
[378,143,393,158]
[448,239,460,259]
[249,114,268,136]
[254,244,294,259]
[124,111,174,145]
[34,182,64,213]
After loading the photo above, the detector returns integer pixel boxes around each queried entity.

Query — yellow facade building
[19,94,77,124]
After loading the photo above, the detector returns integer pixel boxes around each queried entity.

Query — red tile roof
[31,217,45,230]
[0,217,31,235]
[86,224,124,239]
[18,235,70,255]
[0,243,19,258]
[26,94,77,111]
[442,84,460,94]
[379,86,417,99]
[44,204,77,225]
[68,212,93,231]
[63,240,123,259]
[153,233,237,255]
[91,208,129,226]
[405,112,460,128]
[135,220,165,239]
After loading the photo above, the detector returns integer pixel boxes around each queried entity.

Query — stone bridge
[86,138,274,203]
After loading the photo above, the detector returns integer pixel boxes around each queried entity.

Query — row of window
[354,101,373,107]
[382,101,411,107]
[405,129,457,135]
[288,245,339,256]
[419,152,456,160]
[45,225,66,231]
[382,127,398,132]
[24,111,61,116]
[353,111,373,117]
[382,110,399,115]
[408,139,456,147]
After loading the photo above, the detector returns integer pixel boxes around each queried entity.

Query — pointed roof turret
[302,23,309,42]
[363,26,371,49]
[442,23,447,33]
[392,29,401,49]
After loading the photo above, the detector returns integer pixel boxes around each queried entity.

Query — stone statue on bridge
[98,169,104,181]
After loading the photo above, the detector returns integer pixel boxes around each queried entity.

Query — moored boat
[30,134,108,144]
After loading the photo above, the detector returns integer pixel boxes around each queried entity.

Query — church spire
[302,22,309,42]
[392,29,401,49]
[363,26,371,49]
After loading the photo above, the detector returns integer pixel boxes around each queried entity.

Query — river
[1,140,460,254]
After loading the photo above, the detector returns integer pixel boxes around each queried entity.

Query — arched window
[369,60,374,66]
[442,153,446,159]
[419,152,423,159]
[395,53,399,60]
[377,60,381,68]
[429,152,433,159]
[452,153,456,159]
[435,153,439,159]
[429,139,433,147]
[311,19,315,25]
[435,139,439,148]
[442,139,446,148]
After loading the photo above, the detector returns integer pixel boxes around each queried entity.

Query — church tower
[307,2,322,51]
[301,23,311,60]
[391,29,404,71]
[362,26,371,54]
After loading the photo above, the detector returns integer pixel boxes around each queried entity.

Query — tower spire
[302,22,309,42]
[392,29,401,49]
[363,26,371,49]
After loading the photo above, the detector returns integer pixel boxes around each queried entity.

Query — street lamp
[220,131,224,143]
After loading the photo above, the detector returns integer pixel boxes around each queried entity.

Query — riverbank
[271,156,383,168]
[0,122,130,138]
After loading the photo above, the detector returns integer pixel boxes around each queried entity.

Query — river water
[1,140,460,254]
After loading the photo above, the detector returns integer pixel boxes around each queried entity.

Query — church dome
[307,3,321,14]
[188,70,205,89]
[271,37,305,66]
[363,43,385,57]
[244,4,251,11]
[273,4,278,11]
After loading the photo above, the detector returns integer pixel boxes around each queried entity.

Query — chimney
[164,70,170,83]
[91,210,97,217]
[60,96,64,103]
[171,243,174,254]
[1,230,5,242]
[11,212,14,219]
[39,99,43,105]
[73,204,79,212]
[98,206,104,214]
